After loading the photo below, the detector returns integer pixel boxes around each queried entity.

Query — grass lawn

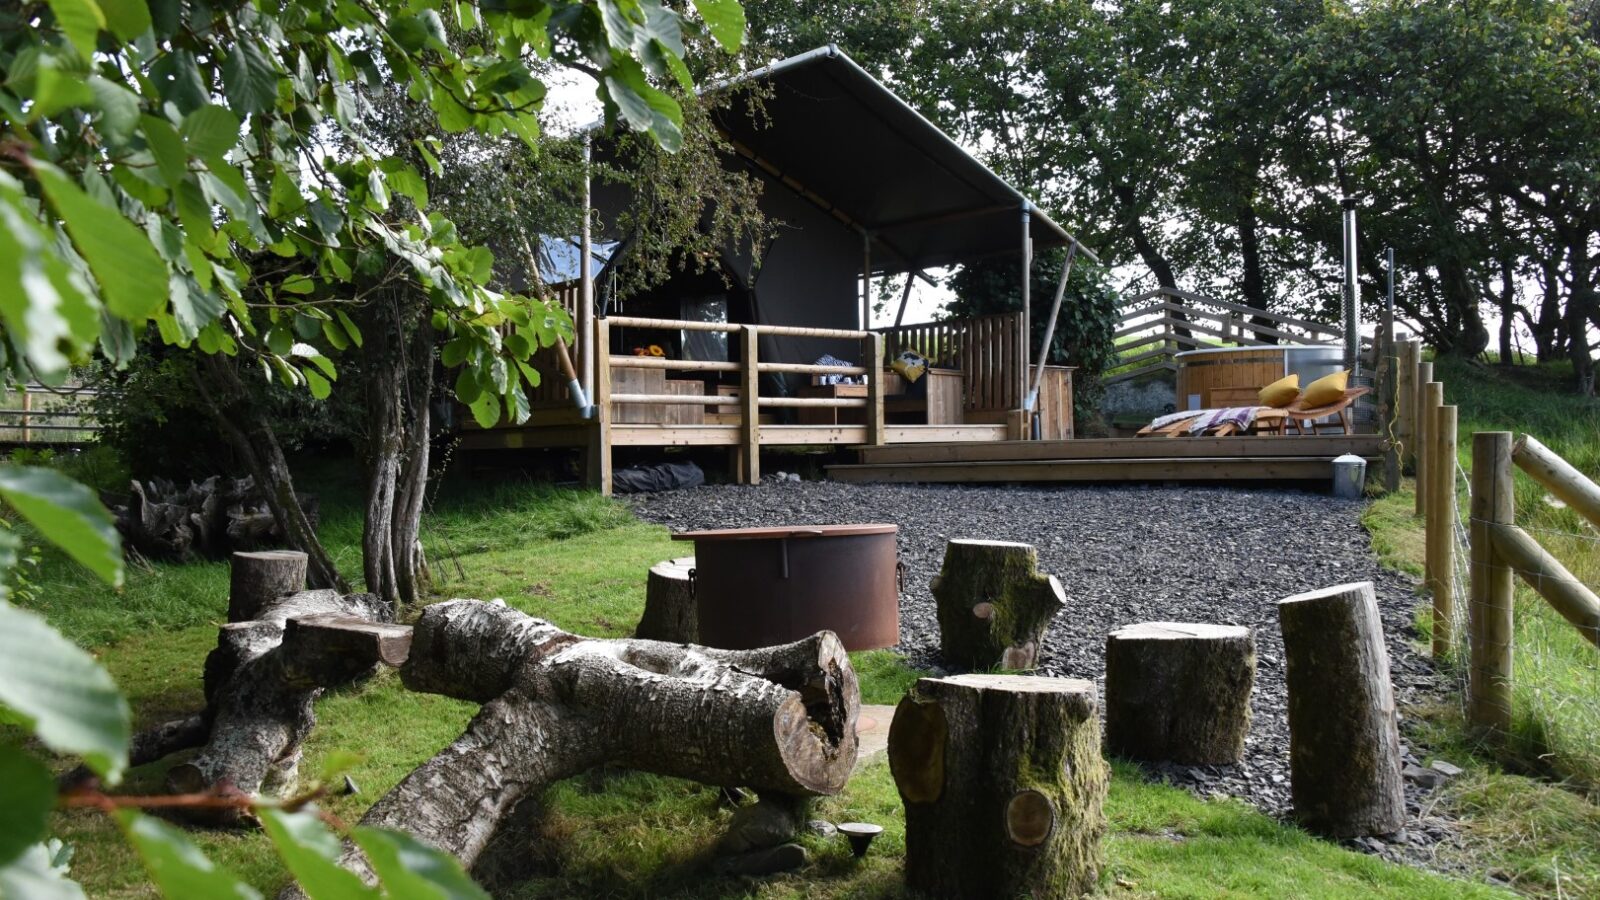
[1362,356,1600,898]
[20,466,1512,898]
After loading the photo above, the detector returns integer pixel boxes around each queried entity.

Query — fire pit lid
[671,523,896,542]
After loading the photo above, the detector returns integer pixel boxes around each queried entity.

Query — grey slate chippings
[629,479,1467,874]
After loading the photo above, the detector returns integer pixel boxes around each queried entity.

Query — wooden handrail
[610,393,726,405]
[1489,522,1600,648]
[1121,288,1342,338]
[606,315,869,341]
[757,397,867,409]
[757,362,869,376]
[1513,434,1600,531]
[608,357,740,372]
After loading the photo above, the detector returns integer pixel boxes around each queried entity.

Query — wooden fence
[1107,287,1345,387]
[0,383,99,444]
[1405,345,1600,734]
[876,312,1026,413]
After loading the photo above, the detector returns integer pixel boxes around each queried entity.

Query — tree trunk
[1277,582,1404,838]
[1564,229,1597,396]
[228,550,309,622]
[635,556,698,642]
[169,588,398,820]
[358,291,437,608]
[1104,622,1256,765]
[931,539,1064,671]
[1237,199,1275,343]
[193,354,348,592]
[284,600,860,894]
[889,674,1107,899]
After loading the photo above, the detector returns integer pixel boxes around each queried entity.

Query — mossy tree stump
[931,539,1065,670]
[634,556,697,643]
[1105,622,1256,764]
[888,674,1107,899]
[1278,582,1405,838]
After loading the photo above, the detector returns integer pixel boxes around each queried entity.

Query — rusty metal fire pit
[671,524,900,651]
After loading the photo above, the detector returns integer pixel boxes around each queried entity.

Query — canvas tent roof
[702,45,1096,274]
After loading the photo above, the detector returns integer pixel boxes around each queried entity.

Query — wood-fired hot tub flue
[671,524,901,651]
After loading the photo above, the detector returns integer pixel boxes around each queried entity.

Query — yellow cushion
[1302,370,1350,407]
[1258,374,1300,407]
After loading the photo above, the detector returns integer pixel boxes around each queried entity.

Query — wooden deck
[827,435,1386,485]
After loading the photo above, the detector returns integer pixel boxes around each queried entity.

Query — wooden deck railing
[876,312,1025,413]
[598,316,883,487]
[0,383,99,444]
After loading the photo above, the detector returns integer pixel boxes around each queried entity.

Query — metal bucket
[673,524,901,651]
[1332,453,1367,499]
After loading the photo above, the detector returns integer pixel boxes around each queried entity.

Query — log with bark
[634,556,697,643]
[888,674,1108,899]
[931,539,1065,670]
[111,476,321,563]
[284,599,860,894]
[1104,622,1256,765]
[1278,582,1405,838]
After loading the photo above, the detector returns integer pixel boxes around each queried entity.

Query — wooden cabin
[462,47,1092,491]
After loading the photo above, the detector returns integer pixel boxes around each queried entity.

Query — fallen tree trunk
[285,600,860,894]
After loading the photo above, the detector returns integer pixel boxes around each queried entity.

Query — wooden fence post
[1429,403,1458,659]
[739,325,761,484]
[1469,432,1515,732]
[589,319,613,496]
[1394,341,1417,473]
[1421,382,1444,607]
[862,332,885,447]
[1413,361,1434,516]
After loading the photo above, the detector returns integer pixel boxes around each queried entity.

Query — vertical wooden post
[1379,329,1400,492]
[1469,432,1515,732]
[1429,403,1458,659]
[1413,361,1434,516]
[862,332,885,447]
[19,389,30,444]
[1421,381,1444,597]
[589,318,613,496]
[739,325,760,484]
[1395,341,1419,473]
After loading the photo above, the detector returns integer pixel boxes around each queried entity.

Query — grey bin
[1331,453,1367,499]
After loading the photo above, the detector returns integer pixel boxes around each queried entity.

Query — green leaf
[353,827,490,900]
[691,0,743,52]
[222,40,279,116]
[259,809,378,900]
[335,309,363,347]
[87,76,140,146]
[0,600,129,781]
[35,162,169,321]
[118,812,261,899]
[320,317,350,351]
[138,114,187,187]
[48,0,107,61]
[0,746,56,867]
[604,59,682,151]
[303,369,331,400]
[30,54,96,120]
[99,0,151,40]
[168,273,224,341]
[467,390,501,429]
[0,841,87,900]
[0,174,100,376]
[0,465,121,587]
[180,104,242,159]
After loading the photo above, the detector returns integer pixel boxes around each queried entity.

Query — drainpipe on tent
[577,136,597,419]
[1341,196,1360,376]
[1020,204,1033,438]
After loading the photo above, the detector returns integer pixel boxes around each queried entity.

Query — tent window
[681,296,728,361]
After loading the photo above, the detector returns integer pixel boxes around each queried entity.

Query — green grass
[1361,356,1600,898]
[21,465,1511,897]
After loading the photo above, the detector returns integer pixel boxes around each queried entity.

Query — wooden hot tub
[1174,345,1344,410]
[672,524,900,651]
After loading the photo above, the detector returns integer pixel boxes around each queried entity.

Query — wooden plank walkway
[829,435,1386,485]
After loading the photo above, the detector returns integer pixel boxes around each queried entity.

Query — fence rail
[1406,346,1600,734]
[0,384,99,444]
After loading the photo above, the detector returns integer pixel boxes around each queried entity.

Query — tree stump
[1104,622,1256,764]
[931,539,1065,670]
[634,556,697,643]
[282,601,860,895]
[228,550,310,622]
[1278,582,1405,838]
[888,674,1107,899]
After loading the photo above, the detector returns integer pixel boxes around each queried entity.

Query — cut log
[168,590,398,820]
[888,674,1107,899]
[634,556,697,643]
[228,550,309,622]
[1278,582,1405,838]
[1104,622,1256,764]
[281,600,859,896]
[112,476,321,563]
[931,539,1065,670]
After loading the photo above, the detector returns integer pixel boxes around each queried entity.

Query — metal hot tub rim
[671,524,902,652]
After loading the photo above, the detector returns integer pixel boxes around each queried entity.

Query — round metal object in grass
[837,821,883,858]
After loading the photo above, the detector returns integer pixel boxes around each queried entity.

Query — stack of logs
[112,476,320,561]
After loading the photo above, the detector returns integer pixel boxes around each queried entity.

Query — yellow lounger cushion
[1258,374,1301,407]
[1302,370,1350,407]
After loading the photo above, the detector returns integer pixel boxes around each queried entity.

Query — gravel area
[630,478,1473,872]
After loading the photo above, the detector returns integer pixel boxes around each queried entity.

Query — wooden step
[856,435,1385,466]
[827,456,1345,484]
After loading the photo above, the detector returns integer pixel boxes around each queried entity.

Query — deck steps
[829,435,1387,485]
